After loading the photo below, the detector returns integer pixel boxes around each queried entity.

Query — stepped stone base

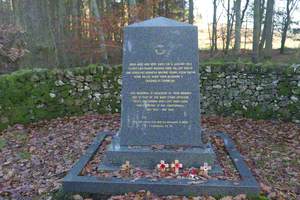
[63,131,261,196]
[98,135,223,175]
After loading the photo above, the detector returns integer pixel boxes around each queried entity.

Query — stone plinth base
[63,131,260,196]
[98,135,222,175]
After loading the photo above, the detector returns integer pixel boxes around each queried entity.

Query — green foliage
[278,81,292,96]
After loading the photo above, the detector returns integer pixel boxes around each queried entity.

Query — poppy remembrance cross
[171,160,183,174]
[157,160,169,172]
[200,162,212,175]
[121,161,131,171]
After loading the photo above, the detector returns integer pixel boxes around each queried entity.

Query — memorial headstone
[121,17,202,146]
[64,17,260,197]
[99,17,219,171]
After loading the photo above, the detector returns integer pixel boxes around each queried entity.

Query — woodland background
[0,0,300,74]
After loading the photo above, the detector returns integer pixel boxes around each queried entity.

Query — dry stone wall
[200,63,299,123]
[0,63,299,130]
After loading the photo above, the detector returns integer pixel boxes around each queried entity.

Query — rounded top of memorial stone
[127,17,194,28]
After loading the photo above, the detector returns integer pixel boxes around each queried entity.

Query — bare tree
[220,25,227,51]
[12,0,58,67]
[243,16,249,49]
[259,0,266,51]
[181,0,186,22]
[233,0,241,55]
[211,0,218,55]
[49,0,74,66]
[240,0,250,25]
[223,0,234,54]
[252,0,261,63]
[90,0,108,64]
[128,0,138,23]
[263,0,275,59]
[280,0,299,53]
[144,0,152,19]
[189,0,194,24]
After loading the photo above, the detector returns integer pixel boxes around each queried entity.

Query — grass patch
[0,138,6,149]
[18,151,31,159]
[247,195,269,200]
[12,132,28,143]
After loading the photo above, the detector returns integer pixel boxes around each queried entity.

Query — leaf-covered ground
[0,114,299,200]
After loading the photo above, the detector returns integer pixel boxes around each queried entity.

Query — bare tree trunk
[221,27,226,51]
[90,0,108,64]
[211,0,218,55]
[49,0,70,66]
[280,0,299,54]
[259,24,266,51]
[128,0,138,23]
[244,17,248,49]
[181,0,186,22]
[188,0,194,24]
[165,0,170,18]
[153,0,157,17]
[233,0,241,55]
[71,0,81,38]
[12,0,58,67]
[71,0,83,65]
[263,0,274,59]
[99,0,106,13]
[208,23,212,50]
[144,0,152,20]
[258,0,266,51]
[0,0,14,24]
[225,0,233,54]
[158,0,164,16]
[260,0,266,24]
[280,12,289,53]
[252,0,261,63]
[240,0,250,25]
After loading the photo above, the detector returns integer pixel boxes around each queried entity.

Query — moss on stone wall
[200,63,300,123]
[0,63,299,130]
[0,65,122,130]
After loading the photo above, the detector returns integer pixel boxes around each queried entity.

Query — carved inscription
[126,62,195,83]
[130,91,191,112]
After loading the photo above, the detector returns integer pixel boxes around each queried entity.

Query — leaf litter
[0,114,299,199]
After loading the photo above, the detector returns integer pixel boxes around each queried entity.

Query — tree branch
[241,0,250,23]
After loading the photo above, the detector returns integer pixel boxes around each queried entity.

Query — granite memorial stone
[99,17,219,171]
[120,17,202,146]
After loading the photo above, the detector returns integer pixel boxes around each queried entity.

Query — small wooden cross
[171,160,183,174]
[121,161,131,171]
[189,167,198,178]
[157,160,169,172]
[120,160,133,176]
[200,162,212,175]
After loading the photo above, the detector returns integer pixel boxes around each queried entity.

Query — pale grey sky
[194,0,300,27]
